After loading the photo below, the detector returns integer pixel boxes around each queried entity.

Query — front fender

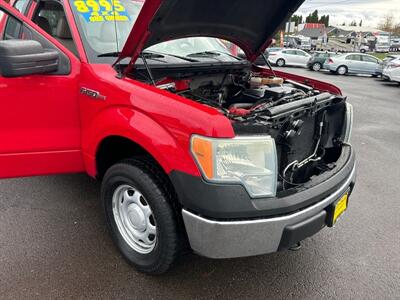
[83,106,200,178]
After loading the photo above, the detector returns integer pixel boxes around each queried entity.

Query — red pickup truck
[0,0,356,274]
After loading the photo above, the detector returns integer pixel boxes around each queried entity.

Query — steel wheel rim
[313,63,321,71]
[112,184,157,254]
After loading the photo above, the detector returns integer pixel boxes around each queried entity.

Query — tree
[319,15,330,27]
[306,10,319,23]
[350,20,357,26]
[290,14,303,26]
[311,10,319,23]
[378,14,394,32]
[300,11,329,26]
[359,20,363,27]
[394,23,400,35]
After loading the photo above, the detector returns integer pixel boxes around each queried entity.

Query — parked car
[285,35,312,51]
[251,47,283,66]
[378,55,400,77]
[266,47,283,55]
[268,48,311,67]
[324,53,382,76]
[307,51,336,71]
[390,39,400,51]
[0,0,356,274]
[382,58,400,83]
[375,43,390,53]
[359,45,369,53]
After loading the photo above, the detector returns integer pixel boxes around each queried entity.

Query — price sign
[73,0,130,22]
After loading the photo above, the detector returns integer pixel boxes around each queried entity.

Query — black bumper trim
[278,210,327,251]
[169,146,356,219]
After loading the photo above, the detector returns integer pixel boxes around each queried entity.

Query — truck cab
[0,0,356,274]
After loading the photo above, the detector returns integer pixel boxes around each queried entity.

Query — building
[327,25,383,38]
[298,23,327,40]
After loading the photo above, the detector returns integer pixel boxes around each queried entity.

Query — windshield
[69,0,232,63]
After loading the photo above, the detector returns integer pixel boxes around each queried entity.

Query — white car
[268,49,311,67]
[383,58,400,83]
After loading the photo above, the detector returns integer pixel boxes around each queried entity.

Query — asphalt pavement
[0,68,399,299]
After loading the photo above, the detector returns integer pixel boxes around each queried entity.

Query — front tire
[101,159,181,275]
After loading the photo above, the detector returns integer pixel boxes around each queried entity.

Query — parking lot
[0,68,399,299]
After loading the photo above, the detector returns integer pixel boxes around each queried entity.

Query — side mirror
[0,40,59,77]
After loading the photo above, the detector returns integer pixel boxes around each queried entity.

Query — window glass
[33,1,78,56]
[346,54,361,61]
[35,2,66,35]
[295,50,307,56]
[4,14,23,39]
[362,55,378,63]
[14,0,30,13]
[69,0,241,64]
[0,7,71,75]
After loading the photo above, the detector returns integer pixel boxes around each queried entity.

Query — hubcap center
[127,203,146,231]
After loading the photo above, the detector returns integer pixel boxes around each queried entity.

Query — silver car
[324,53,382,76]
[378,55,400,76]
[268,48,311,67]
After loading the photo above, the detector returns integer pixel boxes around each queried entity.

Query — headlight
[190,135,277,198]
[343,103,353,143]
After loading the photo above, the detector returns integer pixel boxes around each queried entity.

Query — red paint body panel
[78,64,234,177]
[0,150,84,178]
[0,1,342,180]
[0,2,84,177]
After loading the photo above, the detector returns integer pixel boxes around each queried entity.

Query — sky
[296,0,400,28]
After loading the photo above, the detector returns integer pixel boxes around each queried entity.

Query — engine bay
[132,65,348,195]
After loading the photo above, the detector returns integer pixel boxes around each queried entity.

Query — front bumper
[171,146,356,259]
[383,70,398,82]
[182,164,356,259]
[324,64,335,71]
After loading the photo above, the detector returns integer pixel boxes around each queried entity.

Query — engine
[134,66,348,194]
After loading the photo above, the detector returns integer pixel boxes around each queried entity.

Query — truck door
[0,3,84,178]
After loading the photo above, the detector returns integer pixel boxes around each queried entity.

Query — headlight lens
[344,103,353,143]
[191,135,277,198]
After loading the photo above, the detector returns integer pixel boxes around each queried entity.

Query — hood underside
[118,0,304,67]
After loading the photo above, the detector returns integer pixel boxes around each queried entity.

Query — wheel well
[96,136,187,242]
[96,136,154,179]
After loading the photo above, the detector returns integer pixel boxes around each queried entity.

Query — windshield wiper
[187,51,222,57]
[97,51,165,59]
[97,51,121,57]
[144,51,199,62]
[98,50,199,62]
[187,50,242,60]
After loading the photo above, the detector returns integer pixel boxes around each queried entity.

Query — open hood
[117,0,305,68]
